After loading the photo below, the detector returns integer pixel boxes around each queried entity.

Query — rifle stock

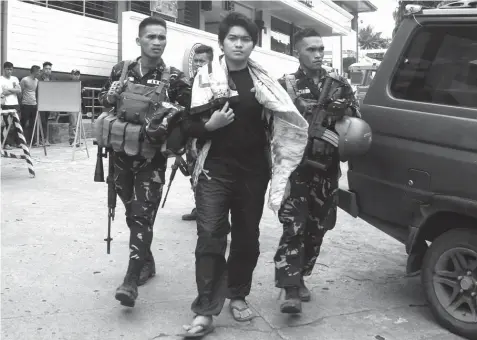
[94,140,105,183]
[303,77,335,170]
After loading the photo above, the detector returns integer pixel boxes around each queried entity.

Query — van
[339,4,477,339]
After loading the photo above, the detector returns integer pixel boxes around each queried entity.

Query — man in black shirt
[181,13,270,336]
[98,16,190,308]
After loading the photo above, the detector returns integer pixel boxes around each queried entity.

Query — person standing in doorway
[0,61,22,149]
[38,61,53,146]
[68,69,85,147]
[19,65,41,145]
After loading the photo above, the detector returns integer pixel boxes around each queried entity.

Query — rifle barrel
[105,151,116,254]
[161,184,172,208]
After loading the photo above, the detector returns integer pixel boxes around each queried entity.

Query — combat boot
[115,259,143,307]
[138,253,156,286]
[299,277,311,302]
[182,208,197,221]
[280,287,302,314]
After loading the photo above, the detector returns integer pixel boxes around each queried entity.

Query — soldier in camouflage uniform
[99,16,190,307]
[275,28,360,314]
[182,44,214,221]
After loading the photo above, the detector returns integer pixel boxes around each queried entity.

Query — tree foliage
[358,25,391,49]
[392,1,455,37]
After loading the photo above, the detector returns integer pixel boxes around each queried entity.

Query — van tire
[421,228,477,340]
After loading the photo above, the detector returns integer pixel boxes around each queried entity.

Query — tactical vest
[284,73,346,171]
[94,61,171,158]
[284,73,345,127]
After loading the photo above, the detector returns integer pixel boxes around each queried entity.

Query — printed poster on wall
[150,0,178,19]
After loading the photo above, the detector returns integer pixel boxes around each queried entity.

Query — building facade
[1,0,376,84]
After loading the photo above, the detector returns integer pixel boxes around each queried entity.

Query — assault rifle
[93,140,115,254]
[303,76,346,171]
[161,155,190,208]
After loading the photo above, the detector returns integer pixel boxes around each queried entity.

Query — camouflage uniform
[274,68,359,288]
[185,76,200,178]
[99,58,190,262]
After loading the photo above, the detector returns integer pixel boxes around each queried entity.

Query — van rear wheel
[421,228,477,340]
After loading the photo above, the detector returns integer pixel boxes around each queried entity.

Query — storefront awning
[333,1,378,14]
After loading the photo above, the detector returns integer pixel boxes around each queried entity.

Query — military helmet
[334,116,372,162]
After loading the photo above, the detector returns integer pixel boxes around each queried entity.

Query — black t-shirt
[204,67,269,178]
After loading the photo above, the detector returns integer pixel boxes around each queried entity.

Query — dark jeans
[20,105,37,145]
[113,152,166,262]
[1,105,21,146]
[191,171,270,316]
[39,111,50,142]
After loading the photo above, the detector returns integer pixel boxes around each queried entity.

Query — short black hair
[139,16,167,36]
[218,12,258,46]
[195,44,214,62]
[30,65,41,73]
[43,61,52,68]
[294,28,322,45]
[3,62,13,69]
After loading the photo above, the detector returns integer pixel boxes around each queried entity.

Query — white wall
[121,11,300,80]
[0,1,5,69]
[6,0,118,76]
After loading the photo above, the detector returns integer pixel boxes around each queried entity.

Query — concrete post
[0,0,8,68]
[331,36,343,75]
[117,1,130,62]
[261,9,272,50]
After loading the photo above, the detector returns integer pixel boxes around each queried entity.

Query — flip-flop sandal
[178,316,215,338]
[229,302,254,322]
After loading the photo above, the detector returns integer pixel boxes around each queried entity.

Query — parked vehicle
[348,59,381,104]
[339,3,477,339]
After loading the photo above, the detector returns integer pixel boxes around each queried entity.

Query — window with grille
[20,0,117,23]
[130,0,151,16]
[271,16,302,56]
[131,1,200,29]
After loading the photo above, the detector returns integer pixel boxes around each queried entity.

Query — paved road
[1,141,465,340]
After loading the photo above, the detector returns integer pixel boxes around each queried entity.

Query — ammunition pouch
[93,63,186,159]
[93,112,156,159]
[116,81,168,125]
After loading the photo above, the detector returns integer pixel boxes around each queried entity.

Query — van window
[390,25,477,109]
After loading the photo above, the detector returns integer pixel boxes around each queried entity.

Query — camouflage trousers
[274,160,340,288]
[113,152,166,262]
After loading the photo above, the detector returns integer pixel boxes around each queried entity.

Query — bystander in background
[0,61,22,149]
[20,65,40,145]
